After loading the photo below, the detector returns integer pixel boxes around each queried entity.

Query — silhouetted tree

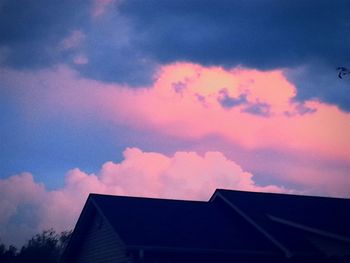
[0,229,72,263]
[17,229,60,263]
[58,230,72,253]
[0,244,17,263]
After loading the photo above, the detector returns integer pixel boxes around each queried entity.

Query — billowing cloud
[0,148,286,246]
[0,0,155,85]
[115,64,350,161]
[118,0,350,69]
[1,1,349,104]
[116,0,350,108]
[9,62,346,161]
[1,0,349,250]
[0,0,90,69]
[1,62,349,196]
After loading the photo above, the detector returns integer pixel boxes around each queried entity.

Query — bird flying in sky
[337,67,350,79]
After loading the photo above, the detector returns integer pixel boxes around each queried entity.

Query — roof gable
[61,195,128,262]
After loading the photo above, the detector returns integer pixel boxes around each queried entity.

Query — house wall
[74,211,132,263]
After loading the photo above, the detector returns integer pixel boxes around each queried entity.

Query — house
[61,189,350,263]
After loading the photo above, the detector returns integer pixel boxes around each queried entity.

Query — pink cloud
[81,63,350,162]
[1,63,349,195]
[0,148,285,246]
[0,173,47,247]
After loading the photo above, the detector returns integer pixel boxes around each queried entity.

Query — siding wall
[74,212,132,263]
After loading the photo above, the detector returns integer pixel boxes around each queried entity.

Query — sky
[1,0,350,246]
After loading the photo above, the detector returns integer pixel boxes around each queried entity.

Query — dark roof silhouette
[213,190,350,257]
[216,189,350,236]
[61,189,350,263]
[92,194,278,253]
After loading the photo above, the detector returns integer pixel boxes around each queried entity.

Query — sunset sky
[1,0,350,246]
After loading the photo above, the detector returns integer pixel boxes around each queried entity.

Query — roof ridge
[89,193,208,203]
[215,189,350,200]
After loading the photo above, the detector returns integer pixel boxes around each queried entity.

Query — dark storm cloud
[116,0,350,109]
[2,0,350,70]
[1,0,350,105]
[0,0,89,68]
[286,62,350,111]
[74,12,158,86]
[76,48,157,86]
[0,0,156,85]
[119,0,350,69]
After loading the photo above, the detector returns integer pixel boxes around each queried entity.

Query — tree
[0,229,72,263]
[0,244,17,263]
[17,229,60,262]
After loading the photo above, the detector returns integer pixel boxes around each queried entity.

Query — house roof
[63,189,350,262]
[91,193,280,255]
[212,189,350,255]
[215,189,350,237]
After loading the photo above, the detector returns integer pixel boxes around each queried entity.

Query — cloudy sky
[1,0,350,246]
